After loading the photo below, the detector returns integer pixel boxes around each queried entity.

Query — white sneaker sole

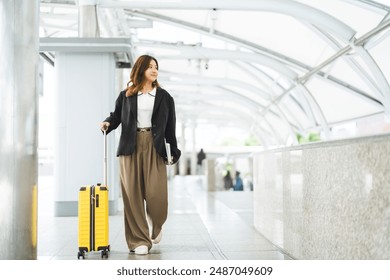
[134,245,148,255]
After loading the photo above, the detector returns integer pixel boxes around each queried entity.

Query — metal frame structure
[39,0,390,147]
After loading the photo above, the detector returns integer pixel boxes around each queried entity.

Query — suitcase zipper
[90,186,95,252]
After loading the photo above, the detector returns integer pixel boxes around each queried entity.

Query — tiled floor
[37,175,292,260]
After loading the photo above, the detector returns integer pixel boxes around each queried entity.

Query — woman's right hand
[100,122,110,132]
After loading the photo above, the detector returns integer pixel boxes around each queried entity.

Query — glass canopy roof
[39,0,390,148]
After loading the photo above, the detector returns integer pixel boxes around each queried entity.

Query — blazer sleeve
[165,95,181,163]
[103,91,123,134]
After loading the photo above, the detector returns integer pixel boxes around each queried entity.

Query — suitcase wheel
[78,251,86,259]
[101,250,108,259]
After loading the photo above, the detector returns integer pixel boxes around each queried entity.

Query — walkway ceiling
[39,0,390,147]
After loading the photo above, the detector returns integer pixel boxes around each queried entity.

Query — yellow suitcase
[78,132,110,259]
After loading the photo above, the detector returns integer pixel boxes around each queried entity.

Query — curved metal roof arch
[127,9,382,106]
[39,0,390,146]
[100,0,357,40]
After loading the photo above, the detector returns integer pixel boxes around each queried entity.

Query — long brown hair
[126,55,160,97]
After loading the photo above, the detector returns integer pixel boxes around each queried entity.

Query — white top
[137,87,156,128]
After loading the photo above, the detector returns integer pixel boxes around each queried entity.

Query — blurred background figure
[234,171,243,191]
[196,148,206,174]
[223,170,233,191]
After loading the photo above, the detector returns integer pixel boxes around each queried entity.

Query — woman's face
[144,59,158,84]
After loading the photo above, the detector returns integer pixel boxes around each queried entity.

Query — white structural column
[54,52,118,216]
[248,157,254,191]
[190,124,197,175]
[79,0,100,37]
[52,2,119,216]
[179,123,187,175]
[0,0,39,259]
[205,159,216,191]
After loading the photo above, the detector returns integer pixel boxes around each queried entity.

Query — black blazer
[104,87,181,164]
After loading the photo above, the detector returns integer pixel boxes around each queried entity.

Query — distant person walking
[196,148,206,174]
[234,171,244,191]
[197,148,206,166]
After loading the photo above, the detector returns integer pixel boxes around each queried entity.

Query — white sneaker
[152,231,162,244]
[134,245,148,255]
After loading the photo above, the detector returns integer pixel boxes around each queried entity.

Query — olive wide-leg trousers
[119,131,167,251]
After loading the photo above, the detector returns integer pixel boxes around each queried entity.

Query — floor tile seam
[181,186,229,260]
[207,193,255,227]
[39,244,67,258]
[218,248,283,253]
[168,187,228,259]
[184,180,284,260]
[185,194,237,260]
[249,229,297,260]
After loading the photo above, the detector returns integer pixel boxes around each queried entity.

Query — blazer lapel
[129,94,137,118]
[153,87,163,116]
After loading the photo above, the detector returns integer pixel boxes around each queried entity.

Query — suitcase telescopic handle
[103,130,107,187]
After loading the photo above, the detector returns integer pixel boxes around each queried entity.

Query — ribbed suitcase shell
[78,186,92,253]
[94,185,109,251]
[78,184,109,259]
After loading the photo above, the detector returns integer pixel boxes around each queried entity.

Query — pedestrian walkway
[37,175,292,260]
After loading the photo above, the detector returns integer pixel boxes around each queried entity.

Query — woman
[100,54,181,255]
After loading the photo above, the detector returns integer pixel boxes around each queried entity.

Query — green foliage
[244,135,261,146]
[297,132,321,144]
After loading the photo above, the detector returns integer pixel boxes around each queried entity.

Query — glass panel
[216,11,331,67]
[327,55,381,100]
[370,35,390,85]
[306,77,382,123]
[280,94,313,130]
[295,0,385,36]
[263,113,292,144]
